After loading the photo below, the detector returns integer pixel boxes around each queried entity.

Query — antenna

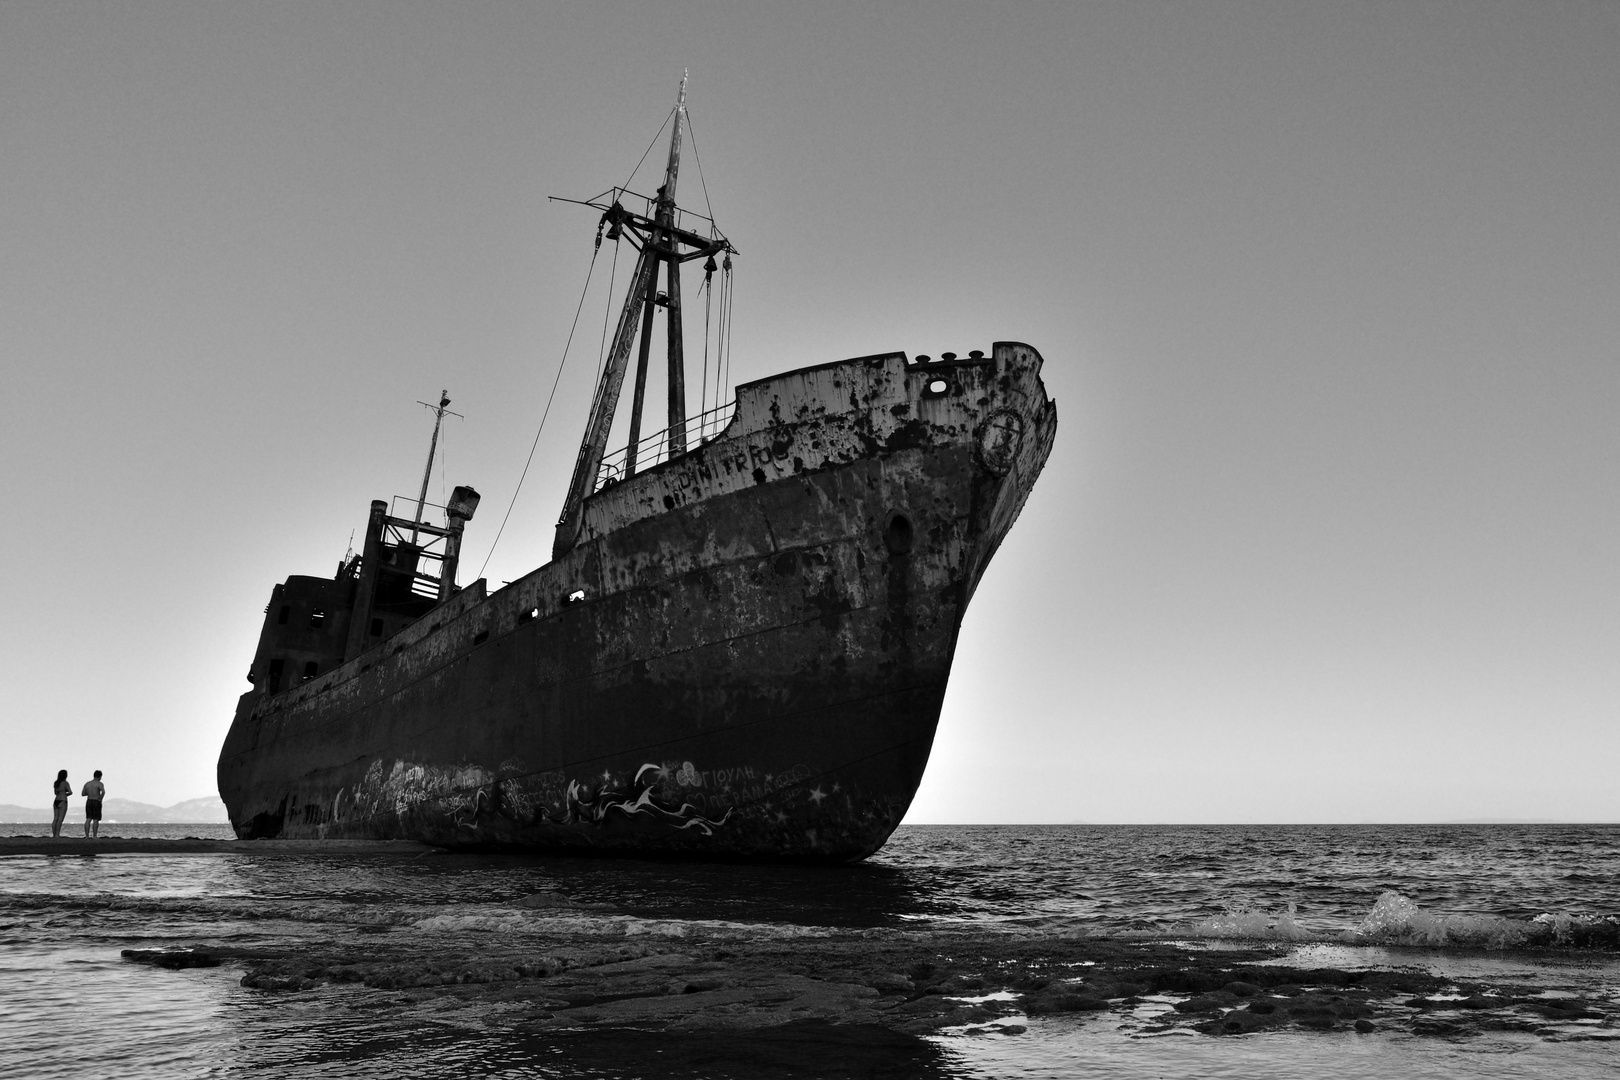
[412,390,463,543]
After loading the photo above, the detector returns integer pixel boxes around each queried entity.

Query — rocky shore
[121,906,1616,1042]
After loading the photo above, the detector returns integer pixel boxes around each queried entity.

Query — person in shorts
[51,770,70,838]
[82,770,106,838]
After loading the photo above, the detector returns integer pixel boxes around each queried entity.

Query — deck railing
[595,400,736,492]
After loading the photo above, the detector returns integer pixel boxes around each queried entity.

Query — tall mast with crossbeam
[411,389,460,545]
[553,75,734,559]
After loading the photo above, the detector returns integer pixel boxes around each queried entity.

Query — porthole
[923,377,951,398]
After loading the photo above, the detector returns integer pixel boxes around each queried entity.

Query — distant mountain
[101,798,173,820]
[0,796,229,822]
[163,796,231,822]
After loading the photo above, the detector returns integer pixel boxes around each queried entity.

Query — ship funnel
[448,485,481,522]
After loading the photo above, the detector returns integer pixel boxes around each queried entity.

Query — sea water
[1,824,1616,1077]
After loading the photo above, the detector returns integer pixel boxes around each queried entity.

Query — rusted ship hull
[218,343,1055,861]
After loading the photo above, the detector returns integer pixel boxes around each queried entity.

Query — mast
[625,75,686,474]
[412,390,460,544]
[552,75,734,559]
[663,77,689,457]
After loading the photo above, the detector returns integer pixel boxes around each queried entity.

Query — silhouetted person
[51,770,70,838]
[82,770,105,838]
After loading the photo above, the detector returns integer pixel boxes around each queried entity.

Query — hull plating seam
[226,597,921,761]
[242,677,941,803]
[235,524,916,735]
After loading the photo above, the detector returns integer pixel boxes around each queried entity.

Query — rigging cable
[714,262,726,408]
[688,113,728,417]
[475,241,602,580]
[720,258,734,405]
[720,267,729,408]
[700,266,712,417]
[684,114,717,223]
[622,107,677,195]
[732,263,738,403]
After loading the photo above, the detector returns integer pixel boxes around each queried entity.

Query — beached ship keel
[218,86,1056,861]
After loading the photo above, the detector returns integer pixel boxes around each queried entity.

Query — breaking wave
[1135,890,1620,950]
[1344,890,1619,949]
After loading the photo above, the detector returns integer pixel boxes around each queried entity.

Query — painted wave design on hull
[537,764,734,836]
[287,752,905,858]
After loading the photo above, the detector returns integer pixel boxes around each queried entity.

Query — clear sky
[2,2,1616,821]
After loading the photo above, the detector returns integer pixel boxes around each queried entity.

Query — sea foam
[1342,890,1620,949]
[1180,901,1311,941]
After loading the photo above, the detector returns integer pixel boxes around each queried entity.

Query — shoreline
[0,836,431,856]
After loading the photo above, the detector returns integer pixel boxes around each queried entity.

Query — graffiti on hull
[341,757,737,838]
[560,764,733,835]
[311,757,887,841]
[259,755,900,856]
[465,762,733,837]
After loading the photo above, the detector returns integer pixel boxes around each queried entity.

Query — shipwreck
[217,83,1057,860]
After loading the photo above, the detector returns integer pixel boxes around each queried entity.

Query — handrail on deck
[595,399,736,492]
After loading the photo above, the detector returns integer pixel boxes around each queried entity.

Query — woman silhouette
[51,770,71,838]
